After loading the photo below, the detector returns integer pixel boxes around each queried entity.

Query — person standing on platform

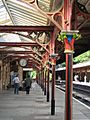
[13,74,20,94]
[84,75,87,82]
[25,75,32,94]
[74,74,79,82]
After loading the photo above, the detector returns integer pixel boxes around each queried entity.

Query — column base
[51,99,55,115]
[47,91,49,102]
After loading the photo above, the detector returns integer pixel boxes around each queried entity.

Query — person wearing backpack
[13,74,20,94]
[25,75,32,94]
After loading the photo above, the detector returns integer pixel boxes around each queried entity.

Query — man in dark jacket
[25,75,32,94]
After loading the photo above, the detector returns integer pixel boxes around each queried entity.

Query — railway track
[56,83,90,107]
[73,83,90,96]
[73,84,90,107]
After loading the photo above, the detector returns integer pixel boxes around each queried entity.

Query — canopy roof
[0,0,90,68]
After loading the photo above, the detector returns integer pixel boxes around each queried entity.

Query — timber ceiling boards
[0,0,12,25]
[3,0,48,26]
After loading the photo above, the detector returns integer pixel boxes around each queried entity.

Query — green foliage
[49,73,52,81]
[73,50,90,63]
[73,33,81,40]
[31,71,36,79]
[26,71,36,79]
[57,32,67,42]
[57,32,81,41]
[59,50,90,66]
[61,62,66,67]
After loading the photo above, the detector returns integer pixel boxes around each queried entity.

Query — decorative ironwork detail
[76,0,90,14]
[36,0,64,13]
[58,30,81,53]
[28,31,50,44]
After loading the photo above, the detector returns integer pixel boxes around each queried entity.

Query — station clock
[19,58,27,67]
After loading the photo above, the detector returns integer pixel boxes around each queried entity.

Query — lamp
[50,53,58,58]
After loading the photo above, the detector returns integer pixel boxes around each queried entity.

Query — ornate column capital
[50,54,58,65]
[58,30,81,53]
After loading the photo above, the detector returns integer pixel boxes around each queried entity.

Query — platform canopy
[0,0,90,68]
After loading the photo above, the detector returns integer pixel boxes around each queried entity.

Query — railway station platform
[0,83,90,120]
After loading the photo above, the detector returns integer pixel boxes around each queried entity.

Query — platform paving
[0,82,90,120]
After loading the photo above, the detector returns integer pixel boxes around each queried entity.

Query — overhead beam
[0,26,54,32]
[1,51,42,63]
[0,50,35,54]
[30,58,41,66]
[28,61,40,66]
[0,42,38,47]
[28,54,42,64]
[23,47,43,59]
[6,55,33,58]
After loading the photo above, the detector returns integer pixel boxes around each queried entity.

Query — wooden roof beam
[0,26,54,32]
[0,42,38,47]
[0,50,35,54]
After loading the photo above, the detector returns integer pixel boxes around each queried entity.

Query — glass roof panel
[0,33,21,42]
[37,0,50,12]
[37,0,63,12]
[4,0,48,26]
[0,0,12,25]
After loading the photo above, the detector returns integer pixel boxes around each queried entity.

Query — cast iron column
[51,64,55,115]
[65,53,73,120]
[50,29,56,115]
[40,71,42,89]
[47,65,50,102]
[42,68,44,91]
[61,30,79,120]
[44,68,46,95]
[63,0,79,119]
[50,54,57,115]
